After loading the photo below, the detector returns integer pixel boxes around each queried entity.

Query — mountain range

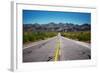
[23,22,91,32]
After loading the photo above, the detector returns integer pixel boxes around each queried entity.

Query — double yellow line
[54,39,60,61]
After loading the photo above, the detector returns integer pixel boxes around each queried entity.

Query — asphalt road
[23,33,91,62]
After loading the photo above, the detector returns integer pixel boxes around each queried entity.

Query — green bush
[23,32,57,43]
[61,31,90,42]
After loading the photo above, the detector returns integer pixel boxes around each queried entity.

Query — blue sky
[23,10,91,25]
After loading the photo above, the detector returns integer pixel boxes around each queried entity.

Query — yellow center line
[54,39,60,61]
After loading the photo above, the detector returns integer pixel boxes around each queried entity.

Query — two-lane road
[23,33,91,62]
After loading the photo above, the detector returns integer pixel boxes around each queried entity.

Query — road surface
[23,33,91,62]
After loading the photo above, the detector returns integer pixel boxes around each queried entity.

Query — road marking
[54,39,60,61]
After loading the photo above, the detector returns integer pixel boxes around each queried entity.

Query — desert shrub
[61,31,90,42]
[23,32,58,43]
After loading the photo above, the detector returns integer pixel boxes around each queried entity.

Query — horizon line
[23,22,91,25]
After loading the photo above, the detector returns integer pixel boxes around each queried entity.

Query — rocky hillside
[23,22,91,32]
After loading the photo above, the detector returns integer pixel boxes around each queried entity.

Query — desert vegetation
[23,32,57,43]
[61,31,91,43]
